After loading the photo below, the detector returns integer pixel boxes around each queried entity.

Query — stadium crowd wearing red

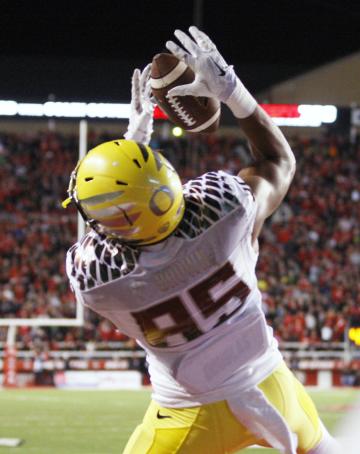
[0,130,359,348]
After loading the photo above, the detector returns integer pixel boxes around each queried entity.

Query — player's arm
[218,45,295,240]
[166,26,296,241]
[237,107,296,240]
[124,64,155,145]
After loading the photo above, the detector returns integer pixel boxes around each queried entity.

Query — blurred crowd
[0,127,359,349]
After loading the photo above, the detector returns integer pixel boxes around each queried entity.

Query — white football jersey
[66,171,282,406]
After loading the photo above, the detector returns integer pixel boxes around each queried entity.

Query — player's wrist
[225,78,257,119]
[124,111,154,144]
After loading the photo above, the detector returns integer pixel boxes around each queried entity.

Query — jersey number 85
[131,261,250,348]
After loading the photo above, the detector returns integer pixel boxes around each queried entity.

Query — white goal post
[0,119,88,330]
[1,120,88,387]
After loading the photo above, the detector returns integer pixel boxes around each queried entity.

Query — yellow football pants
[123,362,323,453]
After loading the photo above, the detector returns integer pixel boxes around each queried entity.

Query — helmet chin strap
[73,195,102,235]
[62,164,103,236]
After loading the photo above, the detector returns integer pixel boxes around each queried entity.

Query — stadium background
[0,0,359,452]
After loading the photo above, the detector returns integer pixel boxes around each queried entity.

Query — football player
[64,27,340,453]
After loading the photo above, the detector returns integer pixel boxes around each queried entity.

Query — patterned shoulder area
[175,171,253,240]
[67,231,139,291]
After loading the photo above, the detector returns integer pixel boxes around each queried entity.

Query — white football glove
[166,26,257,118]
[166,26,237,102]
[124,64,156,145]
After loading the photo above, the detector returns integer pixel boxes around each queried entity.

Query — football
[150,53,221,133]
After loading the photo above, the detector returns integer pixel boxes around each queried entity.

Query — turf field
[0,388,358,453]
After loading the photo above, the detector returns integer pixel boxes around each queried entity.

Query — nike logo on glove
[211,58,226,76]
[157,410,172,419]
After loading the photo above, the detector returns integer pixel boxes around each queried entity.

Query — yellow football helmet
[63,140,185,245]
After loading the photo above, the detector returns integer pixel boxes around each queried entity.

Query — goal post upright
[77,119,87,241]
[75,119,88,324]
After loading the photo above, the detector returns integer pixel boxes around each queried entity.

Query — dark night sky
[0,0,359,102]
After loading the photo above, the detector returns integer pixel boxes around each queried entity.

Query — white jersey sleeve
[175,170,256,241]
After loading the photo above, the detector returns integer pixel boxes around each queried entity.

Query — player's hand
[124,64,156,145]
[166,26,237,102]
